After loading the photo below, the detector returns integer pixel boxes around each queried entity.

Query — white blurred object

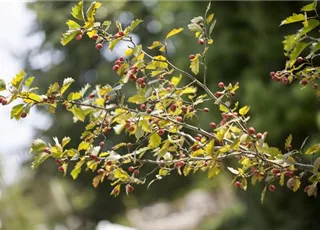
[96,221,137,230]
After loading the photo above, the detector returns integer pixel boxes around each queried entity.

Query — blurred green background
[1,1,320,230]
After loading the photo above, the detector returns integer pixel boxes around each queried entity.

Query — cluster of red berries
[136,77,146,88]
[139,103,152,114]
[128,66,139,81]
[113,57,125,71]
[128,166,140,176]
[124,120,135,132]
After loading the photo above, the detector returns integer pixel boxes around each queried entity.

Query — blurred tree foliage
[2,1,320,229]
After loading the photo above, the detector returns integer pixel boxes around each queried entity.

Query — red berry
[176,116,183,122]
[126,143,133,148]
[99,141,105,148]
[203,107,209,112]
[141,82,146,88]
[55,159,61,165]
[134,169,139,176]
[129,74,135,80]
[272,168,280,175]
[276,172,281,178]
[285,171,294,177]
[105,127,111,133]
[115,60,121,65]
[198,38,205,45]
[0,97,3,103]
[218,82,224,88]
[92,34,99,40]
[210,122,216,128]
[113,65,120,71]
[192,145,199,151]
[113,34,121,39]
[1,99,7,105]
[136,78,144,84]
[128,126,135,132]
[127,184,134,193]
[95,43,103,50]
[282,77,288,85]
[269,71,275,78]
[131,68,138,74]
[106,160,112,166]
[76,33,83,40]
[128,166,134,172]
[189,54,195,60]
[97,169,105,175]
[248,127,255,135]
[20,112,27,118]
[234,181,242,188]
[256,133,263,139]
[118,31,124,36]
[195,136,201,141]
[125,122,131,129]
[140,103,146,111]
[58,166,64,172]
[313,83,318,89]
[157,129,165,136]
[251,167,257,174]
[89,93,95,98]
[147,108,152,114]
[269,184,276,192]
[175,161,185,168]
[170,104,177,111]
[300,80,308,86]
[297,57,304,63]
[119,57,124,62]
[231,92,236,97]
[215,92,223,97]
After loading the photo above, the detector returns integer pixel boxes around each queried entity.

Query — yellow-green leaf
[86,1,102,22]
[171,75,182,87]
[206,13,214,24]
[25,77,35,88]
[0,79,6,91]
[148,41,162,50]
[280,13,305,26]
[10,104,24,119]
[166,28,183,40]
[219,104,229,113]
[71,1,84,21]
[190,54,200,75]
[113,168,129,181]
[78,141,90,151]
[70,107,86,122]
[128,95,147,104]
[66,20,81,29]
[11,70,25,88]
[239,105,250,116]
[148,133,162,149]
[305,144,320,155]
[301,0,317,12]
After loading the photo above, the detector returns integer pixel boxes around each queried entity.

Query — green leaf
[190,54,200,75]
[86,1,102,22]
[30,139,46,153]
[78,141,90,151]
[70,160,85,180]
[127,19,143,33]
[0,79,6,91]
[239,105,250,116]
[305,144,320,155]
[113,168,129,181]
[209,19,217,36]
[280,13,305,26]
[66,20,81,29]
[171,75,182,87]
[70,107,86,122]
[285,134,292,149]
[68,92,82,101]
[61,77,75,95]
[206,13,214,24]
[10,104,24,119]
[166,28,183,40]
[28,93,42,102]
[261,185,267,204]
[11,70,26,89]
[205,139,215,156]
[61,30,78,46]
[25,77,35,88]
[32,153,50,169]
[219,104,229,113]
[71,1,84,21]
[128,95,147,104]
[109,38,121,51]
[148,133,162,149]
[148,41,162,50]
[301,0,317,12]
[180,86,197,95]
[62,137,71,148]
[313,157,320,175]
